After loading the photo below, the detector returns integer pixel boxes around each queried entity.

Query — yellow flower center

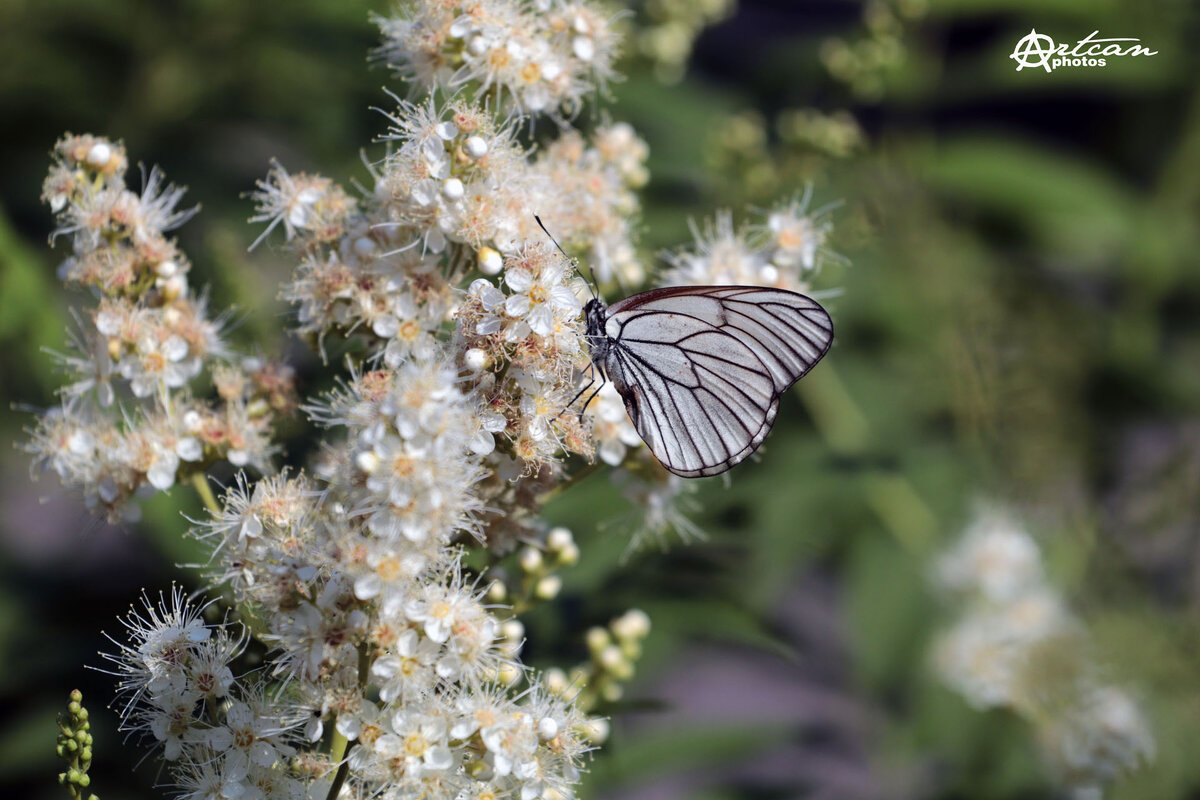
[361,722,383,747]
[377,556,401,581]
[404,732,427,757]
[778,228,803,249]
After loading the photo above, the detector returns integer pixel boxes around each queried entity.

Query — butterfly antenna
[535,214,598,300]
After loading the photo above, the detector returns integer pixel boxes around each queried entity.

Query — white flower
[937,511,1043,603]
[371,628,440,703]
[406,581,476,644]
[120,333,196,398]
[1043,686,1156,788]
[206,700,292,776]
[761,190,833,273]
[437,600,501,682]
[174,757,250,800]
[471,278,509,335]
[248,162,352,248]
[147,690,204,760]
[146,440,182,490]
[932,615,1029,710]
[376,708,454,775]
[504,259,579,337]
[133,165,198,240]
[334,698,388,747]
[586,382,641,466]
[479,708,538,779]
[381,295,441,366]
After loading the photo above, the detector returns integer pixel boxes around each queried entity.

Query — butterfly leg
[576,380,606,425]
[558,362,598,420]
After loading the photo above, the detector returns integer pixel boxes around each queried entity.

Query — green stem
[190,472,220,514]
[324,738,356,800]
[323,643,372,800]
[537,459,601,504]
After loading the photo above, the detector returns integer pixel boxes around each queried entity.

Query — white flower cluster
[26,136,294,519]
[180,460,598,800]
[932,510,1155,795]
[247,15,650,549]
[312,360,492,580]
[45,3,853,798]
[660,192,836,291]
[89,3,659,799]
[101,588,308,800]
[375,0,621,119]
[253,95,645,353]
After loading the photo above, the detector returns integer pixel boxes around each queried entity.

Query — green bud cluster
[777,109,865,161]
[56,690,99,800]
[492,527,580,614]
[546,609,652,714]
[705,107,865,203]
[820,0,927,99]
[632,0,736,84]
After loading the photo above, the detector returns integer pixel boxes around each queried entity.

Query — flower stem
[538,459,601,503]
[323,643,372,800]
[190,472,220,514]
[324,737,357,800]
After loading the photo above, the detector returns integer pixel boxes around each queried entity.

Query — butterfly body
[583,285,833,478]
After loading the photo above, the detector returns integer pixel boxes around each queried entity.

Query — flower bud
[497,662,522,686]
[557,542,580,566]
[86,142,112,169]
[601,682,624,702]
[545,666,569,695]
[478,246,503,275]
[612,608,651,640]
[501,619,525,642]
[535,574,562,600]
[546,526,573,551]
[464,348,491,371]
[355,450,380,474]
[598,644,624,672]
[583,717,610,744]
[538,717,559,740]
[442,177,465,201]
[465,136,489,158]
[586,626,610,653]
[519,546,544,573]
[353,236,378,259]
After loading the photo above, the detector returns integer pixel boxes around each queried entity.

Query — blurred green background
[3,0,1200,798]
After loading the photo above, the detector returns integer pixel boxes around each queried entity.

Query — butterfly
[581,284,833,477]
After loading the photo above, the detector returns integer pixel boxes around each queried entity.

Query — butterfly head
[583,297,609,361]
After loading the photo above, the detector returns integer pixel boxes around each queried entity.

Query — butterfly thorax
[583,298,610,364]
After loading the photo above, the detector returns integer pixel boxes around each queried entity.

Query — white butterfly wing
[602,286,833,477]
